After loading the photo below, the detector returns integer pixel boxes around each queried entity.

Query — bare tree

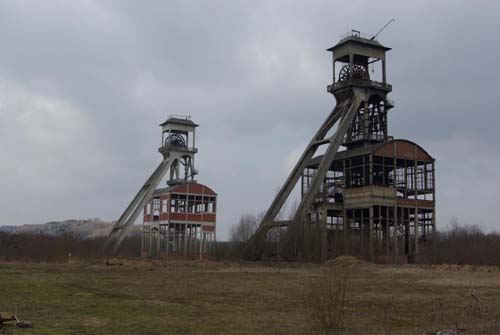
[230,213,260,243]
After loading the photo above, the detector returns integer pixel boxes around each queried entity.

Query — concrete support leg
[304,215,310,261]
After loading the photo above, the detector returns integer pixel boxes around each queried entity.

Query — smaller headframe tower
[247,31,436,263]
[142,117,217,258]
[106,116,217,257]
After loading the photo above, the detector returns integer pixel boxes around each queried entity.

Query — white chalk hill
[1,219,140,239]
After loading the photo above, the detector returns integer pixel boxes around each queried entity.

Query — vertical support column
[194,226,197,255]
[431,162,437,254]
[184,224,188,257]
[404,208,410,255]
[363,102,370,140]
[199,230,203,260]
[393,141,398,258]
[178,224,182,254]
[172,223,176,252]
[353,209,357,255]
[321,207,328,262]
[332,57,336,83]
[342,158,348,254]
[386,206,390,254]
[343,209,348,254]
[378,207,383,253]
[148,227,152,258]
[369,154,373,186]
[304,214,310,261]
[188,224,191,254]
[393,205,399,257]
[382,58,387,84]
[414,208,419,258]
[166,222,170,256]
[360,209,364,256]
[369,206,374,262]
[156,227,160,257]
[192,128,196,181]
[176,223,182,255]
[349,53,353,78]
[141,224,144,257]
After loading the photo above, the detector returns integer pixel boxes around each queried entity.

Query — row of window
[146,194,217,215]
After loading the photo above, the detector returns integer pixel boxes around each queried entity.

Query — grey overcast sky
[0,1,499,239]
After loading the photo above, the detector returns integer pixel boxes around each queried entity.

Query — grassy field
[0,259,499,334]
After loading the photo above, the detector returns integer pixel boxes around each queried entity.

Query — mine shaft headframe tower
[329,31,393,148]
[247,31,394,260]
[159,117,199,186]
[105,116,199,254]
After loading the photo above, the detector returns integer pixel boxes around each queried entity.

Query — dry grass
[303,256,360,332]
[0,259,499,334]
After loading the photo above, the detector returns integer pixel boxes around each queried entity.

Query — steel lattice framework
[246,32,436,262]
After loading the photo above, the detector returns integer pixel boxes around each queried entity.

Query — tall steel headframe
[105,116,199,254]
[246,31,396,261]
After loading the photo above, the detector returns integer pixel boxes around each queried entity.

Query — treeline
[224,214,500,266]
[431,223,500,266]
[1,219,500,266]
[0,232,140,262]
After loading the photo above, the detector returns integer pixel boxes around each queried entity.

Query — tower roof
[327,34,391,53]
[307,139,434,169]
[153,182,217,197]
[159,115,198,127]
[327,31,391,65]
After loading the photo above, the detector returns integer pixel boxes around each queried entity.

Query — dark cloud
[0,0,499,238]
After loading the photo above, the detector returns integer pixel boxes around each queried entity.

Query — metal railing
[328,78,392,92]
[168,114,192,121]
[339,30,375,42]
[159,144,197,153]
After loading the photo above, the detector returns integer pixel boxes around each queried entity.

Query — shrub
[303,258,357,331]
